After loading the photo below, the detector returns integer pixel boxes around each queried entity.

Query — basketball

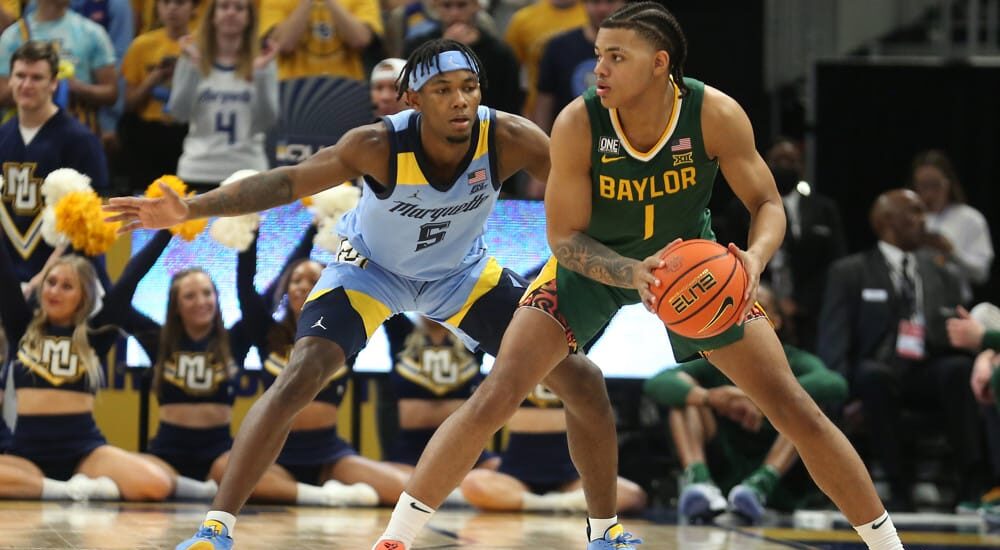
[651,239,747,339]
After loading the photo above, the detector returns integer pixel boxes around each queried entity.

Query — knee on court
[460,470,501,506]
[131,463,174,501]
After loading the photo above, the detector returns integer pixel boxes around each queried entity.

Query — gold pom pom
[53,191,120,256]
[172,218,208,241]
[300,195,314,207]
[144,175,205,240]
[145,175,187,199]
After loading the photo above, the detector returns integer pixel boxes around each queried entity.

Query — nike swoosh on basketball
[601,154,626,164]
[410,501,432,513]
[871,516,888,529]
[698,296,735,334]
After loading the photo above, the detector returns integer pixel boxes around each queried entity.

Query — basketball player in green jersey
[374,4,903,550]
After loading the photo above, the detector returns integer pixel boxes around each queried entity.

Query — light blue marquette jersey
[336,106,501,281]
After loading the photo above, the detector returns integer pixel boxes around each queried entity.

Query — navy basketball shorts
[296,251,528,358]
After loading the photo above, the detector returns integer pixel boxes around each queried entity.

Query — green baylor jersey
[584,77,718,259]
[555,77,744,359]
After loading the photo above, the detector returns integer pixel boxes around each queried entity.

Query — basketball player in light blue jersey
[107,38,639,550]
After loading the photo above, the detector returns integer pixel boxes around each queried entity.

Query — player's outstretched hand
[636,238,682,312]
[104,181,189,233]
[727,243,762,325]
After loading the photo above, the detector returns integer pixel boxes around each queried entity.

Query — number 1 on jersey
[644,204,654,239]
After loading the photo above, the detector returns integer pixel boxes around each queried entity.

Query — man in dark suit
[715,137,846,350]
[818,189,983,511]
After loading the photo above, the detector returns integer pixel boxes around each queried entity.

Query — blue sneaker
[586,524,643,549]
[678,482,727,520]
[175,520,234,550]
[728,483,766,524]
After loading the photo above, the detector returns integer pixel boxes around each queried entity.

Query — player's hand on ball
[637,238,681,312]
[104,181,190,233]
[727,243,762,324]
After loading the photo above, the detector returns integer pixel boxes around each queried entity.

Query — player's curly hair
[601,1,689,97]
[396,39,487,99]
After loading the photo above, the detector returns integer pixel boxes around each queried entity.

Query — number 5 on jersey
[416,221,451,251]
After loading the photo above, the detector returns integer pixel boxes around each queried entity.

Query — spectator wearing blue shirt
[530,0,622,133]
[0,0,118,134]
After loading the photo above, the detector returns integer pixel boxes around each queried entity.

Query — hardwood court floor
[1,501,999,549]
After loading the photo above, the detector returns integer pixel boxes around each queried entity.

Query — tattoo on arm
[553,233,637,289]
[186,170,295,218]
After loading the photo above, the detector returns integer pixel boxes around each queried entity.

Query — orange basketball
[651,239,747,339]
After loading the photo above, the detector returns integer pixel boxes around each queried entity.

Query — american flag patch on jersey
[467,169,487,184]
[671,137,692,152]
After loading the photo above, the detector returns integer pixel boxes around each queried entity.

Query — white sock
[296,482,328,506]
[588,516,619,542]
[522,489,587,512]
[173,477,217,500]
[41,478,70,500]
[376,491,435,547]
[204,510,237,536]
[853,510,904,550]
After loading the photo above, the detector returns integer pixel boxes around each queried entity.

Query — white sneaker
[727,484,766,523]
[346,482,379,507]
[66,474,120,502]
[544,488,588,513]
[679,483,727,519]
[321,479,379,507]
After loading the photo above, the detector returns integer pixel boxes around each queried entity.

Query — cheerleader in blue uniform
[0,232,172,501]
[117,230,294,501]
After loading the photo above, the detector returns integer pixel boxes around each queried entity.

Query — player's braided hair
[396,39,487,100]
[601,1,689,98]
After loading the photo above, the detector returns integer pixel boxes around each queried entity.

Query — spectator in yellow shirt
[0,0,19,31]
[504,0,585,115]
[259,0,383,81]
[121,0,194,191]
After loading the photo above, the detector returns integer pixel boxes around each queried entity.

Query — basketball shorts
[520,257,769,361]
[276,426,357,485]
[296,241,528,357]
[386,427,497,467]
[148,421,233,480]
[10,413,106,481]
[498,431,579,494]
